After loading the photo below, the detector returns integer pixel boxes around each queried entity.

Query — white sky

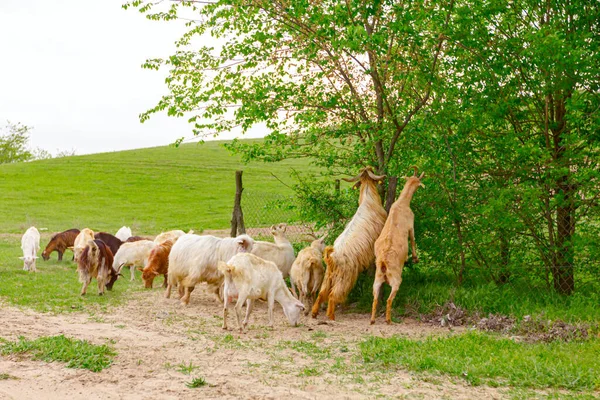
[0,0,265,155]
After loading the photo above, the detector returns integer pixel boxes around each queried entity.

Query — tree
[0,122,34,164]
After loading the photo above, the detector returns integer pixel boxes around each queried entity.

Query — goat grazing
[77,239,120,296]
[42,228,80,261]
[139,240,174,289]
[251,223,295,278]
[73,228,95,262]
[112,240,156,281]
[371,167,424,324]
[290,237,325,315]
[218,253,305,332]
[166,234,254,305]
[115,226,132,242]
[312,167,387,320]
[20,226,40,272]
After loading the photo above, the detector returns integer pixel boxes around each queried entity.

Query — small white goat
[154,229,192,245]
[112,240,156,281]
[166,233,254,305]
[115,226,132,242]
[73,228,95,262]
[251,223,295,278]
[20,226,40,272]
[218,253,305,332]
[289,237,325,315]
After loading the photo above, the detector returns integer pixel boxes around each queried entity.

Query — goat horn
[366,169,386,181]
[418,171,425,179]
[411,166,419,176]
[342,175,360,183]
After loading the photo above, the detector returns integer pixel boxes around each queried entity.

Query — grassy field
[0,140,317,234]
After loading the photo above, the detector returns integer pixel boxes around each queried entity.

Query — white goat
[73,228,95,262]
[154,229,192,245]
[166,233,254,305]
[312,167,387,320]
[20,226,40,272]
[113,240,156,281]
[289,237,325,315]
[251,223,295,278]
[115,226,132,242]
[218,253,305,332]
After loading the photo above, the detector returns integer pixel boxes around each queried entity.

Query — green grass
[177,361,198,375]
[0,140,317,234]
[0,236,145,313]
[0,335,115,372]
[360,332,600,391]
[186,376,207,388]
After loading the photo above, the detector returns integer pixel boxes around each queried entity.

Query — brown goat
[42,228,80,261]
[312,167,387,320]
[77,239,120,296]
[371,167,424,324]
[139,240,173,289]
[126,236,150,242]
[94,232,123,256]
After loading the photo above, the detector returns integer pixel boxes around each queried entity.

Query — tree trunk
[552,176,575,295]
[230,170,246,237]
[384,176,398,213]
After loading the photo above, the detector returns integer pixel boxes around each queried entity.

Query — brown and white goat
[73,228,95,262]
[139,239,174,289]
[77,239,120,296]
[312,167,387,320]
[371,167,424,324]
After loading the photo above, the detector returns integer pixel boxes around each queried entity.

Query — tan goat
[289,237,325,315]
[312,167,387,320]
[371,167,424,324]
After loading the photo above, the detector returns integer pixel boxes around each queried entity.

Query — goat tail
[323,246,335,270]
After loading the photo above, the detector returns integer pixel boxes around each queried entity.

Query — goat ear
[419,183,425,188]
[18,256,25,260]
[136,267,144,272]
[296,302,305,310]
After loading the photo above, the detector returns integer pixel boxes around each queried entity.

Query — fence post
[384,176,398,213]
[230,170,246,237]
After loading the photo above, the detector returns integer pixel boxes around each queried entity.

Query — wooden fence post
[230,170,246,237]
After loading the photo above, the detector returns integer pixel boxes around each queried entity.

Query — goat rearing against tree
[311,167,387,321]
[371,167,424,325]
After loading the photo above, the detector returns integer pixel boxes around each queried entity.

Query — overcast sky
[0,0,265,155]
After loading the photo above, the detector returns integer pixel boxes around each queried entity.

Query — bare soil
[0,286,506,400]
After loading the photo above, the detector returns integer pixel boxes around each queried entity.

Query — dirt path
[0,288,505,399]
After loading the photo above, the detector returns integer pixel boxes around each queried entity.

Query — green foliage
[360,332,600,391]
[0,335,115,372]
[0,122,34,164]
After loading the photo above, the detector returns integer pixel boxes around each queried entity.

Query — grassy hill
[0,140,317,234]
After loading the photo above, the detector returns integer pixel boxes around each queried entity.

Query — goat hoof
[370,319,375,325]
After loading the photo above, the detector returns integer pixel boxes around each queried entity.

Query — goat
[112,240,155,281]
[166,234,254,305]
[139,240,173,289]
[42,228,80,261]
[289,237,325,315]
[94,232,123,256]
[77,239,120,296]
[125,236,150,242]
[371,167,424,324]
[251,223,295,278]
[154,229,192,245]
[20,226,40,272]
[312,167,387,320]
[115,226,132,242]
[218,253,305,332]
[73,228,95,262]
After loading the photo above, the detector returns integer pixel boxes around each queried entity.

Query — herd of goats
[18,167,425,331]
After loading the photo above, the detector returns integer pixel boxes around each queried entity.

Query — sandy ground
[0,285,508,400]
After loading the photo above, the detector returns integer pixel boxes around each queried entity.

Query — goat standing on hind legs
[371,167,425,325]
[311,167,387,321]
